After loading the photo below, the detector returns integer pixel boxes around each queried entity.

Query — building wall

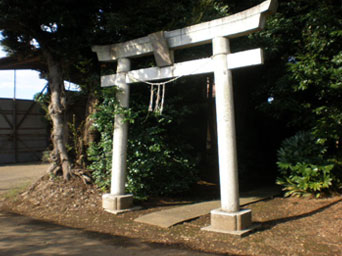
[0,98,49,164]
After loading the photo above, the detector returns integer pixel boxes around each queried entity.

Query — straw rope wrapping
[127,56,214,114]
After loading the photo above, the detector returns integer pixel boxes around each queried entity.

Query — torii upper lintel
[92,0,277,62]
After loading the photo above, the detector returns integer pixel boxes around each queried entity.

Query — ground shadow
[254,198,342,232]
[0,211,229,256]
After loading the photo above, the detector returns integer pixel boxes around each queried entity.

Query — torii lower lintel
[92,0,278,235]
[101,48,264,87]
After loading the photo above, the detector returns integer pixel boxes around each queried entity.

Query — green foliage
[276,131,339,197]
[87,88,120,190]
[0,0,101,55]
[88,87,198,198]
[126,123,197,198]
[97,0,229,44]
[248,0,342,196]
[277,131,327,165]
[266,1,342,139]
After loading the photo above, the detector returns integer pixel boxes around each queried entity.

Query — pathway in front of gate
[135,187,281,228]
[0,162,48,194]
[0,212,220,256]
[0,163,221,256]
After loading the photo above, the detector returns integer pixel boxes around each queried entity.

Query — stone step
[135,187,280,228]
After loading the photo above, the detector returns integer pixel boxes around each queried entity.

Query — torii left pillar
[102,58,137,214]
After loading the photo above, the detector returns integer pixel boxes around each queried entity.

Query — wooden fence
[0,98,49,164]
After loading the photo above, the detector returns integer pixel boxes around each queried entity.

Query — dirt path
[0,162,48,194]
[0,163,220,256]
[0,212,219,256]
[2,163,342,255]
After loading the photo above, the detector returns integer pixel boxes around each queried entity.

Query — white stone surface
[148,31,174,67]
[212,37,239,213]
[227,48,264,69]
[101,48,263,87]
[110,58,130,195]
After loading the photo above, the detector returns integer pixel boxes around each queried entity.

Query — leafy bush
[126,115,197,198]
[87,87,198,199]
[251,1,342,197]
[276,131,340,197]
[87,92,119,190]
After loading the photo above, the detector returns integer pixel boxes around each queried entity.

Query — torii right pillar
[202,37,253,236]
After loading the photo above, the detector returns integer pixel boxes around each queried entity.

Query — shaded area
[257,198,342,232]
[0,212,226,256]
[0,99,49,164]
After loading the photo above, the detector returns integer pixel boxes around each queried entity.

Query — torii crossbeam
[92,0,277,235]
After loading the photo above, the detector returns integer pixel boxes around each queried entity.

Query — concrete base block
[102,194,140,215]
[202,208,257,236]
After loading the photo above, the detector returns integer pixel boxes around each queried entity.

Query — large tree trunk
[75,91,99,168]
[43,50,72,180]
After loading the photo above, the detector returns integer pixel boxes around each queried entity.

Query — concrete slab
[135,187,280,228]
[201,223,260,237]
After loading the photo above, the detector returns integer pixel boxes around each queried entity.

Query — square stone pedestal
[202,208,256,236]
[102,194,140,214]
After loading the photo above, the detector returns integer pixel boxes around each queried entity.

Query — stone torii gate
[92,0,277,235]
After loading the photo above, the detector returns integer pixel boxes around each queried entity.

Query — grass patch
[1,182,32,201]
